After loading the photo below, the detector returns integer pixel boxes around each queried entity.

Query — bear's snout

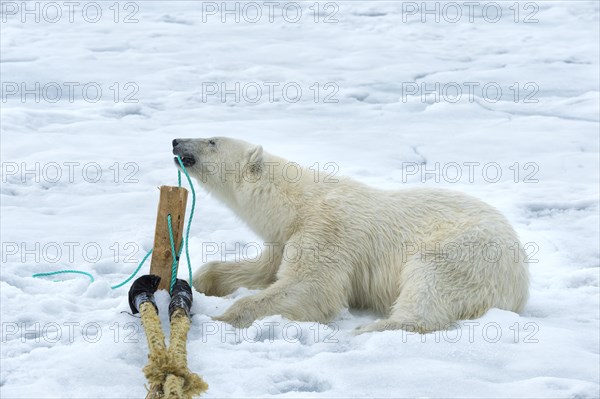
[172,139,196,167]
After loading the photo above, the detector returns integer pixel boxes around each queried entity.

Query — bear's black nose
[172,139,179,147]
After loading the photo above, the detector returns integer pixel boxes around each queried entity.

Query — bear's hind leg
[353,298,453,334]
[354,256,455,334]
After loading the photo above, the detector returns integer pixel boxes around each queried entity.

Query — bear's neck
[229,154,302,243]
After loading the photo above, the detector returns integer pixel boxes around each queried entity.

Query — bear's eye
[208,139,216,146]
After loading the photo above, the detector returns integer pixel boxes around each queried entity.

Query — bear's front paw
[214,297,262,328]
[193,261,233,297]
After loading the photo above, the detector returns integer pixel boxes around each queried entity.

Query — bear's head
[172,137,264,201]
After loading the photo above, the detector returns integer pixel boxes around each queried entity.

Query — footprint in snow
[269,372,331,394]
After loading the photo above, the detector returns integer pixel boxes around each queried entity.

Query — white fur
[173,137,529,333]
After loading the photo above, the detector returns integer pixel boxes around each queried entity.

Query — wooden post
[150,186,188,291]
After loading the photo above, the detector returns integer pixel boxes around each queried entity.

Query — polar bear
[172,137,529,333]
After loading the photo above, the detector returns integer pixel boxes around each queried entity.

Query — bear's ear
[247,145,263,164]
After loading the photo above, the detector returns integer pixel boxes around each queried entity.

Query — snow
[1,1,599,398]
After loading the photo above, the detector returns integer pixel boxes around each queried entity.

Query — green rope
[166,214,185,293]
[110,248,153,289]
[31,155,198,290]
[175,156,196,287]
[33,270,95,283]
